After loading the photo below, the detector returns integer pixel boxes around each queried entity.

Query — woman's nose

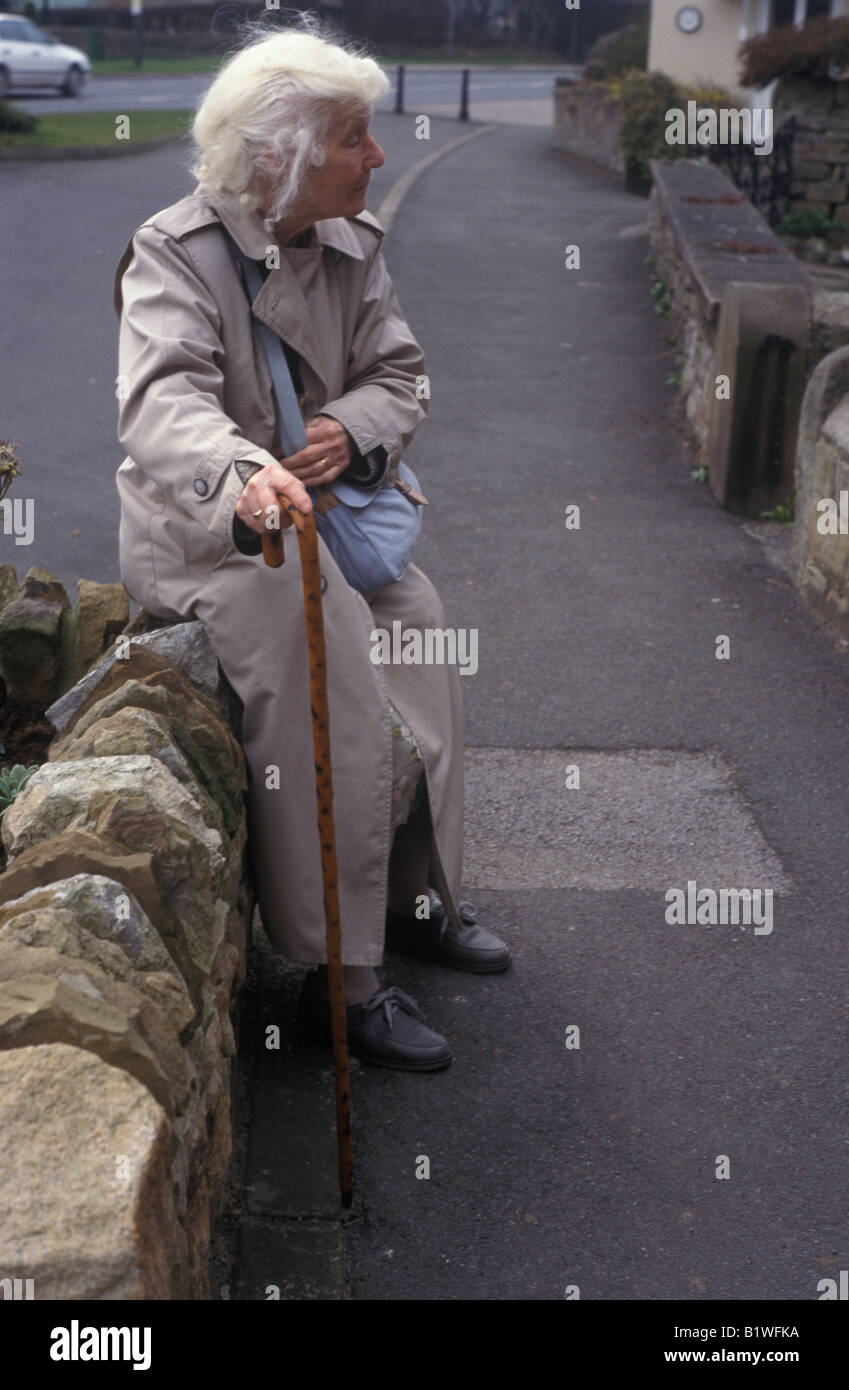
[365,135,385,169]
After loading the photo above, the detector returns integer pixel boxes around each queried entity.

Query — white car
[0,12,90,97]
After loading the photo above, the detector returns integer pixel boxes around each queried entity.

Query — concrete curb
[376,122,498,233]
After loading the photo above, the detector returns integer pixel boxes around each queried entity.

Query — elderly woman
[113,23,511,1073]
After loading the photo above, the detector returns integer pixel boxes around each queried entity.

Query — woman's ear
[251,159,274,212]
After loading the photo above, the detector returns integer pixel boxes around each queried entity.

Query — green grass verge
[89,57,223,76]
[0,107,194,149]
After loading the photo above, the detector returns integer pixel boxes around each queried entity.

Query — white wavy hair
[189,15,389,227]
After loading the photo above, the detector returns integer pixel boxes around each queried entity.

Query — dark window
[806,0,832,18]
[772,0,796,26]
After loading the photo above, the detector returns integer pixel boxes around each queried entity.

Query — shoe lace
[430,891,478,933]
[361,986,425,1032]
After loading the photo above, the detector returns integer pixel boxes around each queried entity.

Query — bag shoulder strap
[221,227,308,458]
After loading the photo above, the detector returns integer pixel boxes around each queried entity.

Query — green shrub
[0,99,38,134]
[740,15,849,87]
[681,81,739,110]
[617,73,740,196]
[619,69,687,195]
[584,20,649,81]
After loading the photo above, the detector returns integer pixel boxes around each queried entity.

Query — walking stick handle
[259,493,313,566]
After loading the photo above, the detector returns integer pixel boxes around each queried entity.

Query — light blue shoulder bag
[229,235,426,599]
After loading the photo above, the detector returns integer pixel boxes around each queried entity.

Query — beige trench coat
[113,182,465,965]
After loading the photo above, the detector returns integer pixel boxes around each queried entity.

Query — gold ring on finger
[251,507,264,517]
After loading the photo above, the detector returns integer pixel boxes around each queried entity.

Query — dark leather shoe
[386,892,513,973]
[297,972,453,1072]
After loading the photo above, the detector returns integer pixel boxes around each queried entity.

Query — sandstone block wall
[0,604,254,1298]
[791,345,849,638]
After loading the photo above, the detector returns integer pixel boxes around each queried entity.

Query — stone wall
[647,158,849,515]
[552,78,625,173]
[774,82,849,224]
[791,345,849,637]
[0,590,253,1299]
[0,565,129,709]
[648,158,817,511]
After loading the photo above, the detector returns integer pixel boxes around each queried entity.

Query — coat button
[194,479,209,496]
[320,574,327,593]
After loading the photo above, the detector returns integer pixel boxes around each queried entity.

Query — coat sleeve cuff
[342,443,389,488]
[231,458,265,556]
[232,511,264,556]
[318,403,394,472]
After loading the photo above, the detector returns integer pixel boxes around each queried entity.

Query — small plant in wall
[650,278,671,317]
[759,496,795,525]
[666,353,685,385]
[0,743,38,814]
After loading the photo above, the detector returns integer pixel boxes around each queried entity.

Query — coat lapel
[250,262,328,398]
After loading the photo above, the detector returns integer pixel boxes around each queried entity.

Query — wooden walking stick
[260,510,354,1209]
[225,233,352,1204]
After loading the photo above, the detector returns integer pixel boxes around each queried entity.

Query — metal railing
[684,115,797,230]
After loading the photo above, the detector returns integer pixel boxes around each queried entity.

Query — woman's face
[258,105,386,240]
[306,106,385,220]
[264,105,384,230]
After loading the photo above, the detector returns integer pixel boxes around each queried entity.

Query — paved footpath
[224,117,849,1302]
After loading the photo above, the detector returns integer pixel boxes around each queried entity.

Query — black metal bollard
[395,64,405,115]
[459,67,469,121]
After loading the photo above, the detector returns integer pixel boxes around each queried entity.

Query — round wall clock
[676,6,704,32]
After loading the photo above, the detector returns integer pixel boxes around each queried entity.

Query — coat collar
[192,178,381,263]
[187,179,385,405]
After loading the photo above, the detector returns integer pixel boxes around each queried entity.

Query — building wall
[648,0,748,98]
[649,0,848,99]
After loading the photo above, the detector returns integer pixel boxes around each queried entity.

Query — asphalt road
[12,65,579,117]
[3,112,849,1303]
